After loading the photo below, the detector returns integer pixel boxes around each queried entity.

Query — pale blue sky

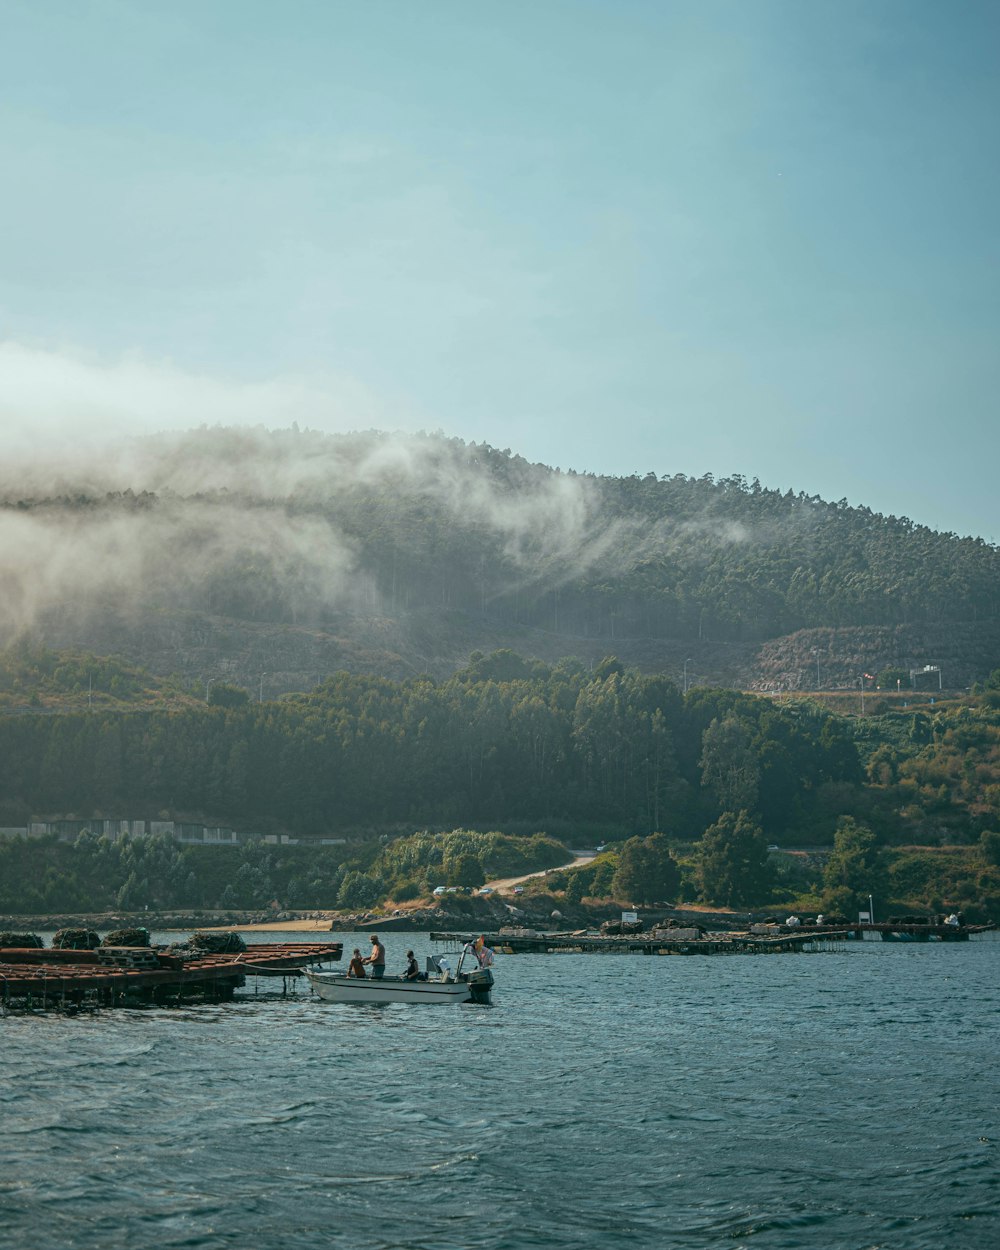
[1,0,998,538]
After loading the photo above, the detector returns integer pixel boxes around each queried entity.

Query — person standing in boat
[363,934,386,979]
[402,950,419,980]
[348,948,367,978]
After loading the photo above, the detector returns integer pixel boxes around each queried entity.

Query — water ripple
[2,933,999,1249]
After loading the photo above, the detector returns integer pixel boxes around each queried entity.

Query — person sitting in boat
[348,948,367,978]
[402,950,419,980]
[363,934,386,979]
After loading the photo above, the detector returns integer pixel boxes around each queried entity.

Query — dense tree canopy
[0,825,569,915]
[4,639,1000,918]
[611,833,681,905]
[0,829,354,914]
[698,810,771,908]
[821,818,888,915]
[0,654,865,842]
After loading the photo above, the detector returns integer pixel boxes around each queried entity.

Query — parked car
[477,886,494,895]
[512,886,524,895]
[432,885,447,896]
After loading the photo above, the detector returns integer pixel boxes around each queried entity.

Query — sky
[1,0,998,539]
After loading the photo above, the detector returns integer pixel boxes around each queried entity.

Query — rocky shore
[2,899,748,936]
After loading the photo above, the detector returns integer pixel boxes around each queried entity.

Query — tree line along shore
[2,648,999,922]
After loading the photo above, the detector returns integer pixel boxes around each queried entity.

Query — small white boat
[305,948,493,1005]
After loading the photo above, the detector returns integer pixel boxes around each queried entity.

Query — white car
[477,886,494,895]
[512,885,524,895]
[432,885,447,896]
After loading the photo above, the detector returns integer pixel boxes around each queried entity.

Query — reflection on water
[3,933,998,1250]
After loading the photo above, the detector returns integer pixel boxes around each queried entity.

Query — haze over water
[3,933,998,1250]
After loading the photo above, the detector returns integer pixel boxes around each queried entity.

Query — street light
[811,648,820,689]
[683,658,691,695]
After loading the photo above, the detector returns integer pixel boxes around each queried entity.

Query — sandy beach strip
[198,917,336,932]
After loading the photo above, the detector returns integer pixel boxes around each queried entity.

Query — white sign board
[621,911,638,924]
[858,911,871,923]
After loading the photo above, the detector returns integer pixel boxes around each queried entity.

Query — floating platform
[0,941,342,1012]
[432,922,993,956]
[433,929,854,955]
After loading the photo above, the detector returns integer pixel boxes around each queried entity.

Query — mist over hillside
[2,427,998,694]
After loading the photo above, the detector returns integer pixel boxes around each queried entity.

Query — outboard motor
[466,966,494,1004]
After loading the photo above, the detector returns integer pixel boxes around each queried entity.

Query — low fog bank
[0,426,633,642]
[5,422,983,684]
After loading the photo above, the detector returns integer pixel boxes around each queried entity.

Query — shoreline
[198,917,336,932]
[2,901,748,938]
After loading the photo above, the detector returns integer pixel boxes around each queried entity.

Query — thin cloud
[0,341,384,463]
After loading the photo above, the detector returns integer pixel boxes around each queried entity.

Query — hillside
[2,427,999,694]
[2,652,999,920]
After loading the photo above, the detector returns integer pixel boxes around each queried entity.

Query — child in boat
[348,948,367,977]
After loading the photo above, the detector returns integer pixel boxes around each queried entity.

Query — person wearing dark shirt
[402,951,419,980]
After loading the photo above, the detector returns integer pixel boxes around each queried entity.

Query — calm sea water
[2,932,998,1250]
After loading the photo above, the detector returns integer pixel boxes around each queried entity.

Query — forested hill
[4,650,999,919]
[2,428,998,692]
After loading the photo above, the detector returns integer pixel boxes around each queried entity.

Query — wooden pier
[0,941,342,1012]
[432,922,993,956]
[432,929,853,955]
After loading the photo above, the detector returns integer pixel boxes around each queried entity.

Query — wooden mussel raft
[0,935,342,1013]
[433,919,995,956]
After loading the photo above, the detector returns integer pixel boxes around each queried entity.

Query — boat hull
[305,969,492,1005]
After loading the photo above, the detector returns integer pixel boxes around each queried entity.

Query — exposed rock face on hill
[751,622,1000,693]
